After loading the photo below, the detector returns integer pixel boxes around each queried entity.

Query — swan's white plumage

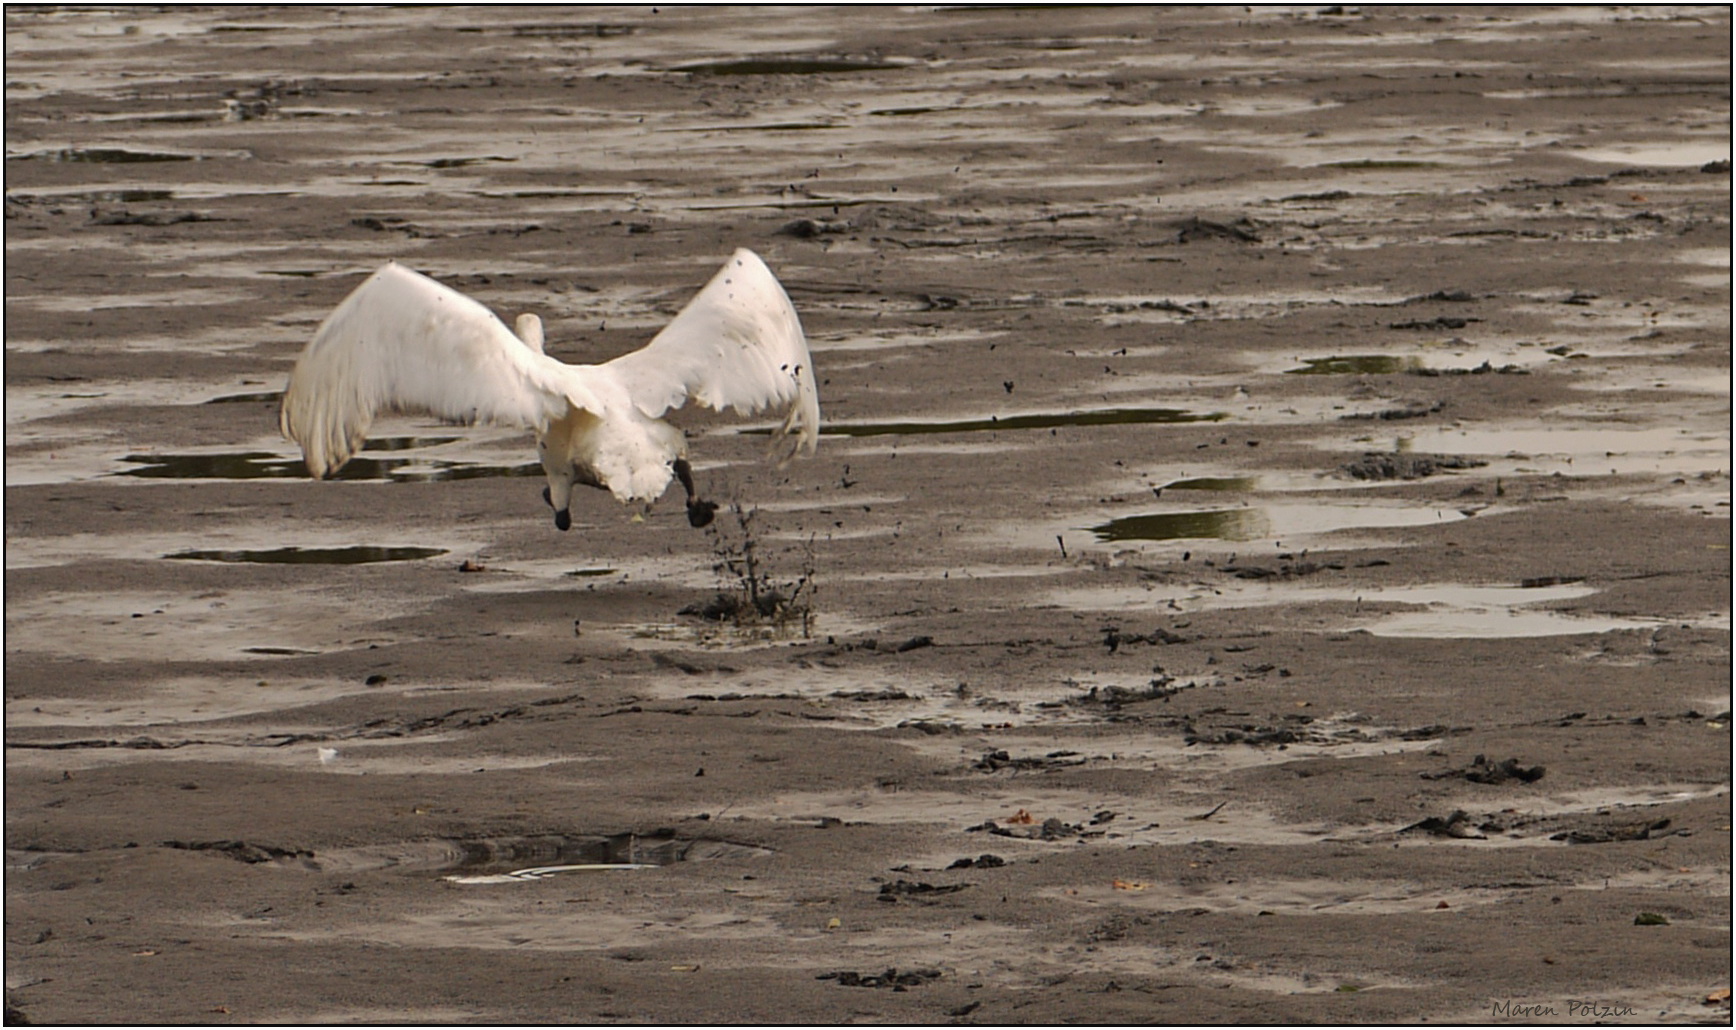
[280,262,595,478]
[280,249,817,518]
[607,250,818,462]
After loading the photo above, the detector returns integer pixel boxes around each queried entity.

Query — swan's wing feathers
[280,263,601,477]
[605,249,819,462]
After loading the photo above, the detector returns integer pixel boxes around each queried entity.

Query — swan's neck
[514,313,545,354]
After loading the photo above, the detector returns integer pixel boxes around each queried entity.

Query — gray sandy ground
[5,6,1731,1025]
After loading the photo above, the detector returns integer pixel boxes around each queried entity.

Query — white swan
[280,248,818,530]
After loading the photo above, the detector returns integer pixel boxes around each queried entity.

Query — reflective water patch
[165,545,446,565]
[816,407,1227,438]
[116,450,541,482]
[1089,502,1472,543]
[673,57,912,75]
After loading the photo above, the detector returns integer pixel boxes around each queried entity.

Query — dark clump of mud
[679,589,794,622]
[1340,453,1489,480]
[1420,753,1547,785]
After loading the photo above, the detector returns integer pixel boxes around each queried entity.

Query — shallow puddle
[164,545,446,565]
[1092,508,1271,543]
[2,675,550,728]
[116,452,301,480]
[4,735,589,775]
[1266,339,1572,377]
[671,57,912,75]
[1160,476,1260,492]
[357,435,462,451]
[116,450,540,482]
[728,786,1352,849]
[177,831,766,879]
[5,378,283,427]
[1568,368,1733,396]
[1139,467,1410,496]
[3,588,411,662]
[1046,855,1730,918]
[1673,247,1732,268]
[13,285,261,313]
[6,146,204,163]
[1086,501,1474,545]
[204,390,286,404]
[5,519,485,569]
[1046,877,1522,918]
[309,833,704,879]
[1287,355,1425,376]
[1359,605,1660,638]
[1566,142,1731,167]
[1043,579,1655,642]
[1316,159,1444,171]
[816,407,1227,438]
[1386,424,1731,477]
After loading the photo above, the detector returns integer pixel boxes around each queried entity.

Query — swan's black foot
[687,498,719,528]
[554,508,572,532]
[672,457,716,528]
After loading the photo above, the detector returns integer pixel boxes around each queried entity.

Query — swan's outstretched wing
[280,262,601,477]
[604,249,820,463]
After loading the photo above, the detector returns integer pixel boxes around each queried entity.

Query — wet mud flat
[4,5,1731,1025]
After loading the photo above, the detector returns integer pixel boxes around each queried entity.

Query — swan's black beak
[541,485,571,530]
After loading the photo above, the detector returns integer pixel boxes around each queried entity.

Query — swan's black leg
[673,458,717,528]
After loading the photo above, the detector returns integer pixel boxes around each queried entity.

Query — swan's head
[513,313,545,354]
[537,435,575,531]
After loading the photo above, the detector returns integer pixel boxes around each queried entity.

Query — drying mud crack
[5,6,1729,1026]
